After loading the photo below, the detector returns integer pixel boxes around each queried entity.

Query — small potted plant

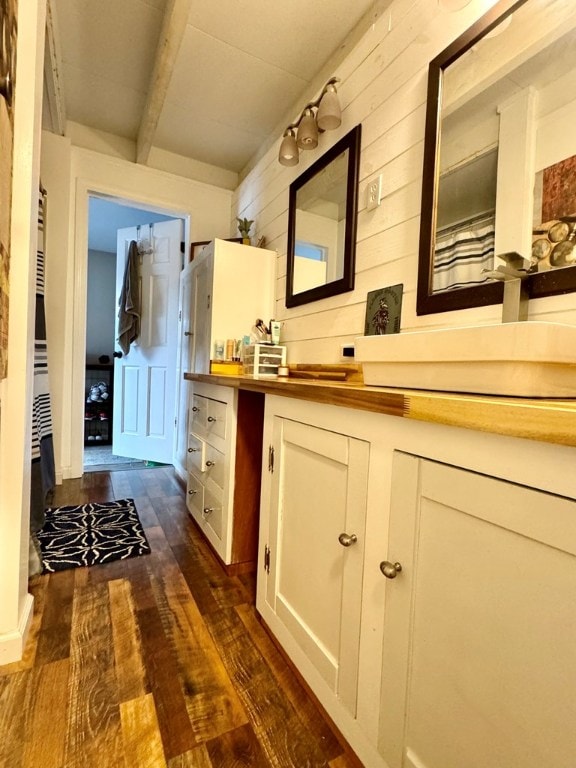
[237,217,254,245]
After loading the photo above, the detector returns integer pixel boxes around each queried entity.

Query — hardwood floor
[0,467,360,768]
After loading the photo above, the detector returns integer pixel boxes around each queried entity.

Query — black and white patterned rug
[36,498,151,573]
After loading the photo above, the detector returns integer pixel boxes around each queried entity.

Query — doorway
[84,195,185,472]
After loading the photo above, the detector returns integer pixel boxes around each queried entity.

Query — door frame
[70,179,190,478]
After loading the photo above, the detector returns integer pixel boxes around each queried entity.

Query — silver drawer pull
[205,460,215,467]
[187,447,198,453]
[192,406,199,412]
[187,489,197,496]
[338,532,357,547]
[207,415,216,423]
[203,507,214,516]
[380,561,402,579]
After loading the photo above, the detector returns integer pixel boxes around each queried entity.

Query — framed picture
[364,284,403,336]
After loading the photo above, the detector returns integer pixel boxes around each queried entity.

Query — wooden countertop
[184,372,576,449]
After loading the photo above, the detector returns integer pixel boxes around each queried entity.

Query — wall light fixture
[278,77,342,166]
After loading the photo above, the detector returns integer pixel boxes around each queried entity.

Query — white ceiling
[44,0,382,174]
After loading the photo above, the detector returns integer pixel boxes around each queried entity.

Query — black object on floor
[36,498,150,573]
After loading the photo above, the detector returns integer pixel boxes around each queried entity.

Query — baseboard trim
[0,592,34,665]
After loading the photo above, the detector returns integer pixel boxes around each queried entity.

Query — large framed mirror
[286,124,361,308]
[417,0,576,315]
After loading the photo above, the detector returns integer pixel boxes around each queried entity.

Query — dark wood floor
[0,467,359,768]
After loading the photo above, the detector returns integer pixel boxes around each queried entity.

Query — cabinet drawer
[201,485,223,540]
[203,444,225,491]
[191,395,227,442]
[186,473,204,517]
[190,394,207,428]
[186,433,205,473]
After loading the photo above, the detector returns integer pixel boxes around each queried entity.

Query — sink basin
[355,322,576,397]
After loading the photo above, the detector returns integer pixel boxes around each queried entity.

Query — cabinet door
[190,255,212,374]
[263,417,368,716]
[380,453,576,768]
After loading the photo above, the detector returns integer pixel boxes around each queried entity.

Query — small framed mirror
[286,124,361,308]
[417,0,576,315]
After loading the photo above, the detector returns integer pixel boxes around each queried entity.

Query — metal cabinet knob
[380,561,402,579]
[187,489,197,496]
[187,447,198,453]
[192,406,199,412]
[203,507,213,516]
[338,532,357,547]
[207,415,216,423]
[205,460,215,467]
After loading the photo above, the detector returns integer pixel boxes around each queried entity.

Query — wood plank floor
[0,467,360,768]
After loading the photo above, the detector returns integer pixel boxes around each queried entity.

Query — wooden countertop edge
[184,373,576,448]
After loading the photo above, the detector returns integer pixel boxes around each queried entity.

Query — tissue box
[243,344,286,376]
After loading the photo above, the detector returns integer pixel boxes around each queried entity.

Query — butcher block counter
[183,369,576,449]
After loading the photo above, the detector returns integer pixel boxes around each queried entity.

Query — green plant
[237,217,254,238]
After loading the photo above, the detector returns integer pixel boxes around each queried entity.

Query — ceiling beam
[43,0,66,136]
[136,0,192,166]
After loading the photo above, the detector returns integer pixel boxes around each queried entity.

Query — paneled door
[113,220,182,463]
[380,452,576,768]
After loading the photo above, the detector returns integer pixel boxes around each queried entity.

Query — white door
[263,417,368,715]
[190,253,212,374]
[380,453,576,768]
[174,261,193,475]
[113,220,182,463]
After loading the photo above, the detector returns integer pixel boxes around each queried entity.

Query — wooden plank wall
[230,0,576,364]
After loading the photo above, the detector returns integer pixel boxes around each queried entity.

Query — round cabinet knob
[380,561,402,579]
[207,416,216,423]
[192,406,199,412]
[338,532,357,547]
[203,507,213,516]
[205,460,215,467]
[187,447,198,453]
[187,489,197,496]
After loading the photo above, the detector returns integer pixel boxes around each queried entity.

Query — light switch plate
[366,175,382,210]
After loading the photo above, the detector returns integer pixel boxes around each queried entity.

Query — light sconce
[278,77,342,166]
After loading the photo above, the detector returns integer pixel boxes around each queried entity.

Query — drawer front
[191,394,227,442]
[203,444,225,491]
[201,485,223,540]
[186,473,204,517]
[186,433,205,473]
[206,398,227,441]
[190,394,208,430]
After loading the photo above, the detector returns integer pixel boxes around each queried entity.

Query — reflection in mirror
[418,0,576,315]
[286,125,361,308]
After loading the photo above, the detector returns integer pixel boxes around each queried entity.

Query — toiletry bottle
[270,320,281,345]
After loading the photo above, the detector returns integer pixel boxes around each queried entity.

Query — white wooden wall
[232,0,576,364]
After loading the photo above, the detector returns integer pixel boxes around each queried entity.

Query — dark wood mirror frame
[417,0,576,316]
[286,124,361,308]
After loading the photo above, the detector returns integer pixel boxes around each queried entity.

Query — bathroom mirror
[286,124,361,308]
[417,0,576,315]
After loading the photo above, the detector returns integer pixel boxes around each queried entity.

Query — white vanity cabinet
[379,453,576,768]
[188,238,275,374]
[255,391,576,768]
[186,381,264,571]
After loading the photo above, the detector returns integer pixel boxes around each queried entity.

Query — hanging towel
[117,240,141,355]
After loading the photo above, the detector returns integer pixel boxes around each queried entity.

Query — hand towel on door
[117,240,141,355]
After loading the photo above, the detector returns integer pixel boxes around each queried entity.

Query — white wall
[0,0,46,664]
[232,0,576,364]
[41,137,233,479]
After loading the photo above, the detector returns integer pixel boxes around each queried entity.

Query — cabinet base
[255,611,364,768]
[187,512,256,576]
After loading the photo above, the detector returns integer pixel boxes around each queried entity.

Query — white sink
[355,322,576,397]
